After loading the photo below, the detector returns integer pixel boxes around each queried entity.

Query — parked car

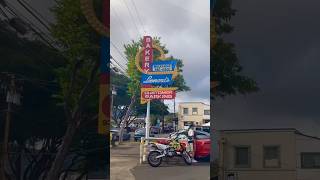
[157,130,210,159]
[163,126,174,133]
[110,128,131,141]
[150,126,160,134]
[195,126,210,133]
[134,128,155,142]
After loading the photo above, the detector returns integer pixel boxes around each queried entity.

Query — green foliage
[212,0,259,97]
[111,72,131,106]
[134,100,169,117]
[51,0,101,110]
[124,41,141,97]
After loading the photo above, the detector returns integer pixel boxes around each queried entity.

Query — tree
[1,4,108,179]
[0,22,68,180]
[111,72,131,127]
[211,0,259,98]
[46,0,104,179]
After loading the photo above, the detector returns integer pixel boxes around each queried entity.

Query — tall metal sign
[135,36,180,139]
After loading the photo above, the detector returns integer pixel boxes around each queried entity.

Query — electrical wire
[16,0,51,32]
[110,55,127,72]
[21,0,51,26]
[111,40,128,63]
[121,0,142,38]
[5,1,56,49]
[0,6,9,19]
[130,0,146,35]
[111,4,132,40]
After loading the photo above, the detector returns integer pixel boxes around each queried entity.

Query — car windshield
[195,131,210,139]
[135,129,145,133]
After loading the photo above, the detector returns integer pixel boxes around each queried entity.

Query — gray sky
[215,0,320,137]
[2,0,210,113]
[110,0,210,112]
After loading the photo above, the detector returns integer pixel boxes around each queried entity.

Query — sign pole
[145,101,150,139]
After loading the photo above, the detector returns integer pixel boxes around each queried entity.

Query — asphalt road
[132,159,210,180]
[110,135,210,180]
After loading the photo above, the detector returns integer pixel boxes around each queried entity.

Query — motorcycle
[147,135,192,167]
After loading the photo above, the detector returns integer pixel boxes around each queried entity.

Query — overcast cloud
[111,0,210,112]
[215,0,320,137]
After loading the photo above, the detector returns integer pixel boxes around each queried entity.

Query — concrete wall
[221,130,297,180]
[296,134,320,180]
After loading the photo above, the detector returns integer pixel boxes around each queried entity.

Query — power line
[110,41,128,63]
[110,55,127,72]
[5,1,56,49]
[111,61,126,76]
[121,0,142,38]
[130,0,147,35]
[0,6,9,19]
[16,0,51,32]
[111,4,132,41]
[21,0,51,26]
[0,19,57,70]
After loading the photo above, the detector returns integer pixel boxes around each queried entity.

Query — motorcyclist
[187,124,197,163]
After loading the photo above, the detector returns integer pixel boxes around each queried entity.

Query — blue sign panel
[141,74,173,85]
[151,60,177,72]
[100,37,109,73]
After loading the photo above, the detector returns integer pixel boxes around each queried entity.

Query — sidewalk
[110,141,140,180]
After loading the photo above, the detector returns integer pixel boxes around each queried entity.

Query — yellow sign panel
[135,45,179,79]
[98,84,109,134]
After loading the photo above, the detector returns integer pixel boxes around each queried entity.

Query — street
[110,138,210,180]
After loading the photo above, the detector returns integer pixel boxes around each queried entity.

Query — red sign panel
[142,36,153,72]
[142,90,176,100]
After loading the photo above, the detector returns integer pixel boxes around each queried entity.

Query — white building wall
[296,134,320,180]
[221,130,297,180]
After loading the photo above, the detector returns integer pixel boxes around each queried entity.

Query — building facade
[177,102,210,129]
[218,129,320,180]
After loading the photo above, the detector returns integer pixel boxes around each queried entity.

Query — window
[203,119,210,124]
[192,108,198,115]
[234,146,250,167]
[184,121,193,126]
[183,108,188,115]
[263,146,281,168]
[204,110,210,115]
[301,153,320,168]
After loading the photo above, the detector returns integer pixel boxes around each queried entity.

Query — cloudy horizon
[111,0,210,112]
[215,0,320,137]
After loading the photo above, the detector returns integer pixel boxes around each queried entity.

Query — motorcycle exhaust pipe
[156,154,165,159]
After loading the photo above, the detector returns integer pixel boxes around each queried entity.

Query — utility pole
[0,73,21,180]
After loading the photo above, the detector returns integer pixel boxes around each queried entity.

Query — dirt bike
[147,137,192,167]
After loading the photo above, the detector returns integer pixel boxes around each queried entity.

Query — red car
[157,130,210,159]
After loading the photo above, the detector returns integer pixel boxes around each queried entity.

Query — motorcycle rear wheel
[182,151,192,165]
[148,151,162,167]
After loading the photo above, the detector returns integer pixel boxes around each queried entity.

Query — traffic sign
[141,74,173,86]
[151,60,177,72]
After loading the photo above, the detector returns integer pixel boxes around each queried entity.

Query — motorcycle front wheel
[148,151,162,167]
[182,151,192,165]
